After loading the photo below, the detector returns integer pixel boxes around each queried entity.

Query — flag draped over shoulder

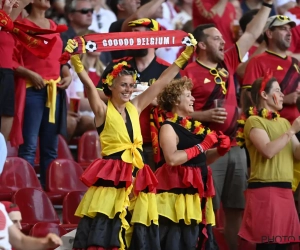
[0,10,67,58]
[59,30,188,64]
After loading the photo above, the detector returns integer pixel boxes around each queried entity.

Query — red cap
[1,201,20,214]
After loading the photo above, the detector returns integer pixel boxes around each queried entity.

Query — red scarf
[0,10,67,58]
[59,30,188,64]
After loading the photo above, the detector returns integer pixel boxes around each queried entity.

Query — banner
[59,30,188,64]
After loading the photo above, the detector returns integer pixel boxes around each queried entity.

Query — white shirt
[0,133,6,175]
[89,8,117,33]
[0,203,13,250]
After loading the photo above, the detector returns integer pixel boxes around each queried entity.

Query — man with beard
[97,18,178,170]
[181,1,273,250]
[242,15,299,131]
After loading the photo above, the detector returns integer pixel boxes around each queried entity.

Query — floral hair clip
[102,61,137,86]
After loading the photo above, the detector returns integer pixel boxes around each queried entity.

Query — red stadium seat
[34,135,73,171]
[0,157,42,201]
[12,188,60,234]
[45,159,87,205]
[62,191,85,224]
[29,222,67,237]
[77,130,101,169]
[57,135,74,160]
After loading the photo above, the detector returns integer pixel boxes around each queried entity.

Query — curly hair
[103,69,136,96]
[157,77,193,112]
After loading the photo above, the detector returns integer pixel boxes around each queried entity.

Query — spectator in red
[0,0,32,141]
[11,0,71,188]
[241,15,300,138]
[192,0,236,50]
[182,1,273,249]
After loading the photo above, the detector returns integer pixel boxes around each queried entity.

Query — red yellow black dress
[155,120,218,250]
[72,100,160,250]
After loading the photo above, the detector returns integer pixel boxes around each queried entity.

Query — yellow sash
[100,100,144,169]
[26,77,61,123]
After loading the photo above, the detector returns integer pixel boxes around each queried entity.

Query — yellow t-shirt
[244,116,294,183]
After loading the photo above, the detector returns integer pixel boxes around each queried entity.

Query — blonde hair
[77,30,105,77]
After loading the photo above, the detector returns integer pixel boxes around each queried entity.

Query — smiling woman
[65,32,197,250]
[154,78,231,249]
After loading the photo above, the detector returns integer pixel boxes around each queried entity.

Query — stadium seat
[29,222,67,238]
[0,157,42,201]
[77,130,101,169]
[45,159,87,205]
[12,188,60,234]
[62,191,85,224]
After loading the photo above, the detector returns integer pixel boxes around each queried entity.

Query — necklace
[167,112,212,136]
[236,107,280,148]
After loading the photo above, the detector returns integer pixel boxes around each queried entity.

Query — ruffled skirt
[72,158,160,250]
[155,164,218,250]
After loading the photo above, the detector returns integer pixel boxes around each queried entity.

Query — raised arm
[120,0,164,32]
[65,40,107,127]
[131,34,197,114]
[236,0,273,59]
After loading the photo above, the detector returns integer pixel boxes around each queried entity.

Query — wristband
[196,144,204,153]
[262,2,273,8]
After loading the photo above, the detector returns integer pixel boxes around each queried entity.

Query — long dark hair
[242,76,277,113]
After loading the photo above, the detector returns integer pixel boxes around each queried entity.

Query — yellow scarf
[100,100,144,169]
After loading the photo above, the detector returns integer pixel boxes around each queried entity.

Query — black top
[161,121,208,176]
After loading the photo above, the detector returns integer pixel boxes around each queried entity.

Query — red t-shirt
[88,70,100,87]
[289,25,300,54]
[192,0,236,50]
[182,44,242,144]
[15,19,62,79]
[0,31,15,69]
[243,51,300,124]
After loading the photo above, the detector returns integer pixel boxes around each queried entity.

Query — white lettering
[102,36,173,47]
[163,37,169,45]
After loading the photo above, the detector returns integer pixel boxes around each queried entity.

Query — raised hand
[174,33,197,69]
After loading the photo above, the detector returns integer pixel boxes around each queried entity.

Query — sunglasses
[72,8,94,14]
[269,15,290,28]
[210,69,227,94]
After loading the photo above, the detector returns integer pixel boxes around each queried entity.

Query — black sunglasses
[72,8,94,14]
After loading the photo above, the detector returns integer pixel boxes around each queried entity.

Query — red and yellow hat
[128,18,160,31]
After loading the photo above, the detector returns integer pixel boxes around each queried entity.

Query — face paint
[272,94,278,106]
